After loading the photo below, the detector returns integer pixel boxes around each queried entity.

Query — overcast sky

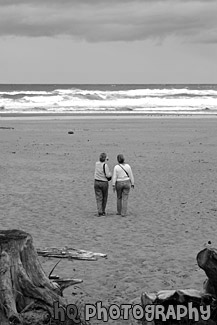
[0,0,217,83]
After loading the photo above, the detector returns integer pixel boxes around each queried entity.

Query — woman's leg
[94,181,103,215]
[101,181,109,214]
[121,181,131,216]
[116,181,123,215]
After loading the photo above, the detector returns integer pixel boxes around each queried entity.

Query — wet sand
[1,115,217,324]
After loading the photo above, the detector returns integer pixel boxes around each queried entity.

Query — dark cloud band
[0,0,216,43]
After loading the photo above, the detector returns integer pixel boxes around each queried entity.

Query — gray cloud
[0,0,216,43]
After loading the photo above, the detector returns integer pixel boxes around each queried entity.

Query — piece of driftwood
[37,246,107,261]
[0,229,106,325]
[141,289,215,325]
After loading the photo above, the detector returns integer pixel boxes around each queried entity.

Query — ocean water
[0,84,217,115]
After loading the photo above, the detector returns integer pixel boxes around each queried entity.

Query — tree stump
[0,229,77,325]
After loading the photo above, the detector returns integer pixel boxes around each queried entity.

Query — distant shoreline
[1,112,217,120]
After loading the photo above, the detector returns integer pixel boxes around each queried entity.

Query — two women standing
[94,153,134,217]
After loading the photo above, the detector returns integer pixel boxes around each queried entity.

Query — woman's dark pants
[94,180,108,215]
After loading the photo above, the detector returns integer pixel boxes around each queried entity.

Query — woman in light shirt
[112,154,134,217]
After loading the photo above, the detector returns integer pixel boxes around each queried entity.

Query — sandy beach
[1,115,217,324]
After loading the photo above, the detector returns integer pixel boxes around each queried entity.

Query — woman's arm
[128,166,134,187]
[112,166,118,187]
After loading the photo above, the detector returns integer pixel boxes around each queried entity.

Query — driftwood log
[37,246,107,261]
[0,229,106,325]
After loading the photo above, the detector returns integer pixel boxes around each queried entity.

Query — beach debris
[68,131,74,134]
[141,247,217,324]
[47,259,83,294]
[48,258,62,279]
[37,246,107,261]
[141,288,211,305]
[141,289,215,325]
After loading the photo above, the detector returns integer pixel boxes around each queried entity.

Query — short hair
[99,152,107,162]
[117,154,125,164]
